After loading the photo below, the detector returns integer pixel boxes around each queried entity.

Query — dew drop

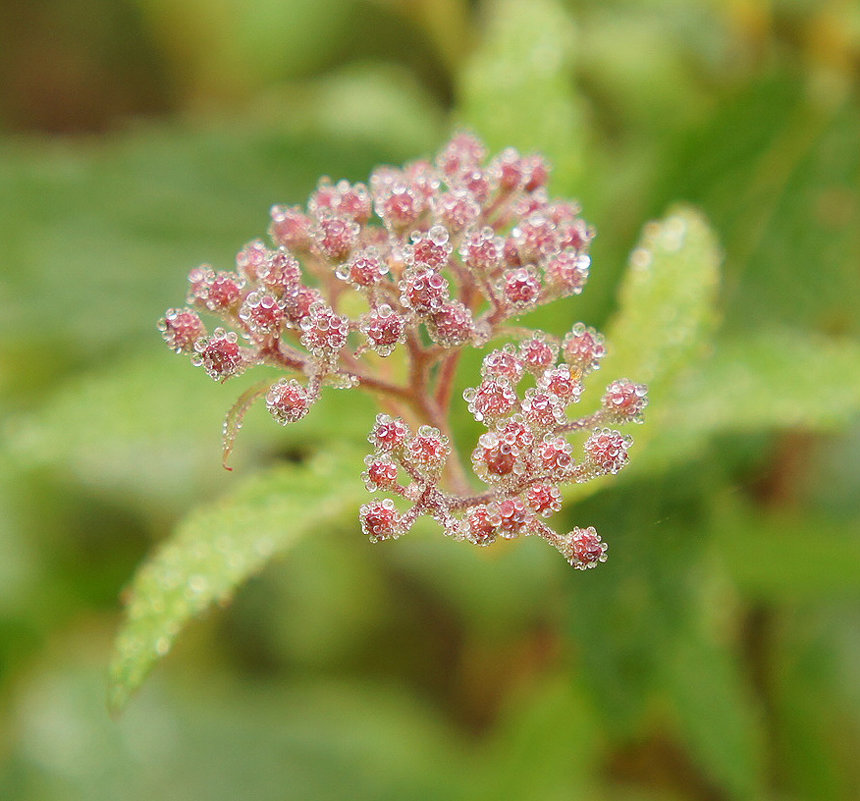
[631,248,652,271]
[428,224,449,246]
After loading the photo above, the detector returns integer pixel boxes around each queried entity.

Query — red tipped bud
[266,378,312,425]
[159,308,206,354]
[360,304,405,356]
[584,429,632,474]
[192,329,245,381]
[462,504,501,546]
[602,379,648,422]
[519,334,558,373]
[561,526,608,569]
[369,414,410,452]
[360,499,402,542]
[562,323,606,374]
[463,377,518,423]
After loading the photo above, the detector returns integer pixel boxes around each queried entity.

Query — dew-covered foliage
[2,1,860,800]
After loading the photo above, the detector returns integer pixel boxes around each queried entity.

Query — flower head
[160,131,644,568]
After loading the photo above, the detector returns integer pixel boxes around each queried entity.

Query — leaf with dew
[108,445,364,713]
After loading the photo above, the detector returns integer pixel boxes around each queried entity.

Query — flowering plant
[159,132,646,568]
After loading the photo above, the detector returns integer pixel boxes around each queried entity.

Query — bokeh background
[2,0,860,799]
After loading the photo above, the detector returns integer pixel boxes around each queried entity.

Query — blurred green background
[1,0,860,799]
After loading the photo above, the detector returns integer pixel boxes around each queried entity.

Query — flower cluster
[159,132,647,568]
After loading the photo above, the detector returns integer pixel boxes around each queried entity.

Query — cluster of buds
[159,132,647,569]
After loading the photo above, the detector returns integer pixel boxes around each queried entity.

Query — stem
[555,410,604,433]
[434,349,462,411]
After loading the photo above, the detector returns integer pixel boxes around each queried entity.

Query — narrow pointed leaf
[221,379,272,470]
[109,445,364,712]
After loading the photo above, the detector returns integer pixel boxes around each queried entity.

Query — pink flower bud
[432,189,481,232]
[436,131,486,177]
[562,323,606,374]
[522,154,549,191]
[463,377,518,423]
[462,504,501,546]
[406,425,450,476]
[544,250,590,296]
[429,301,474,347]
[360,498,402,542]
[459,168,493,204]
[563,526,608,569]
[521,389,566,431]
[472,431,520,483]
[336,249,388,288]
[360,304,406,356]
[300,303,349,360]
[192,329,245,381]
[266,378,312,425]
[334,181,372,224]
[408,225,452,270]
[269,205,312,250]
[310,179,371,224]
[557,217,594,252]
[239,292,285,338]
[519,335,558,374]
[313,215,360,262]
[159,307,206,354]
[283,285,323,327]
[188,269,244,313]
[497,497,529,538]
[538,364,583,405]
[502,267,542,309]
[259,249,302,294]
[362,454,400,491]
[491,147,526,191]
[496,419,534,452]
[602,379,648,422]
[460,227,503,273]
[235,239,269,283]
[510,214,558,263]
[369,414,410,452]
[481,346,525,385]
[525,484,562,517]
[584,429,632,474]
[375,185,424,232]
[399,267,449,314]
[537,435,573,476]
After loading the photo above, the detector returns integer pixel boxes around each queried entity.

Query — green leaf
[640,331,860,472]
[458,0,586,189]
[108,445,364,712]
[602,205,721,393]
[660,620,766,801]
[564,206,721,496]
[6,628,466,801]
[4,349,375,514]
[656,80,860,335]
[711,497,860,601]
[772,610,860,801]
[466,676,600,800]
[672,331,860,433]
